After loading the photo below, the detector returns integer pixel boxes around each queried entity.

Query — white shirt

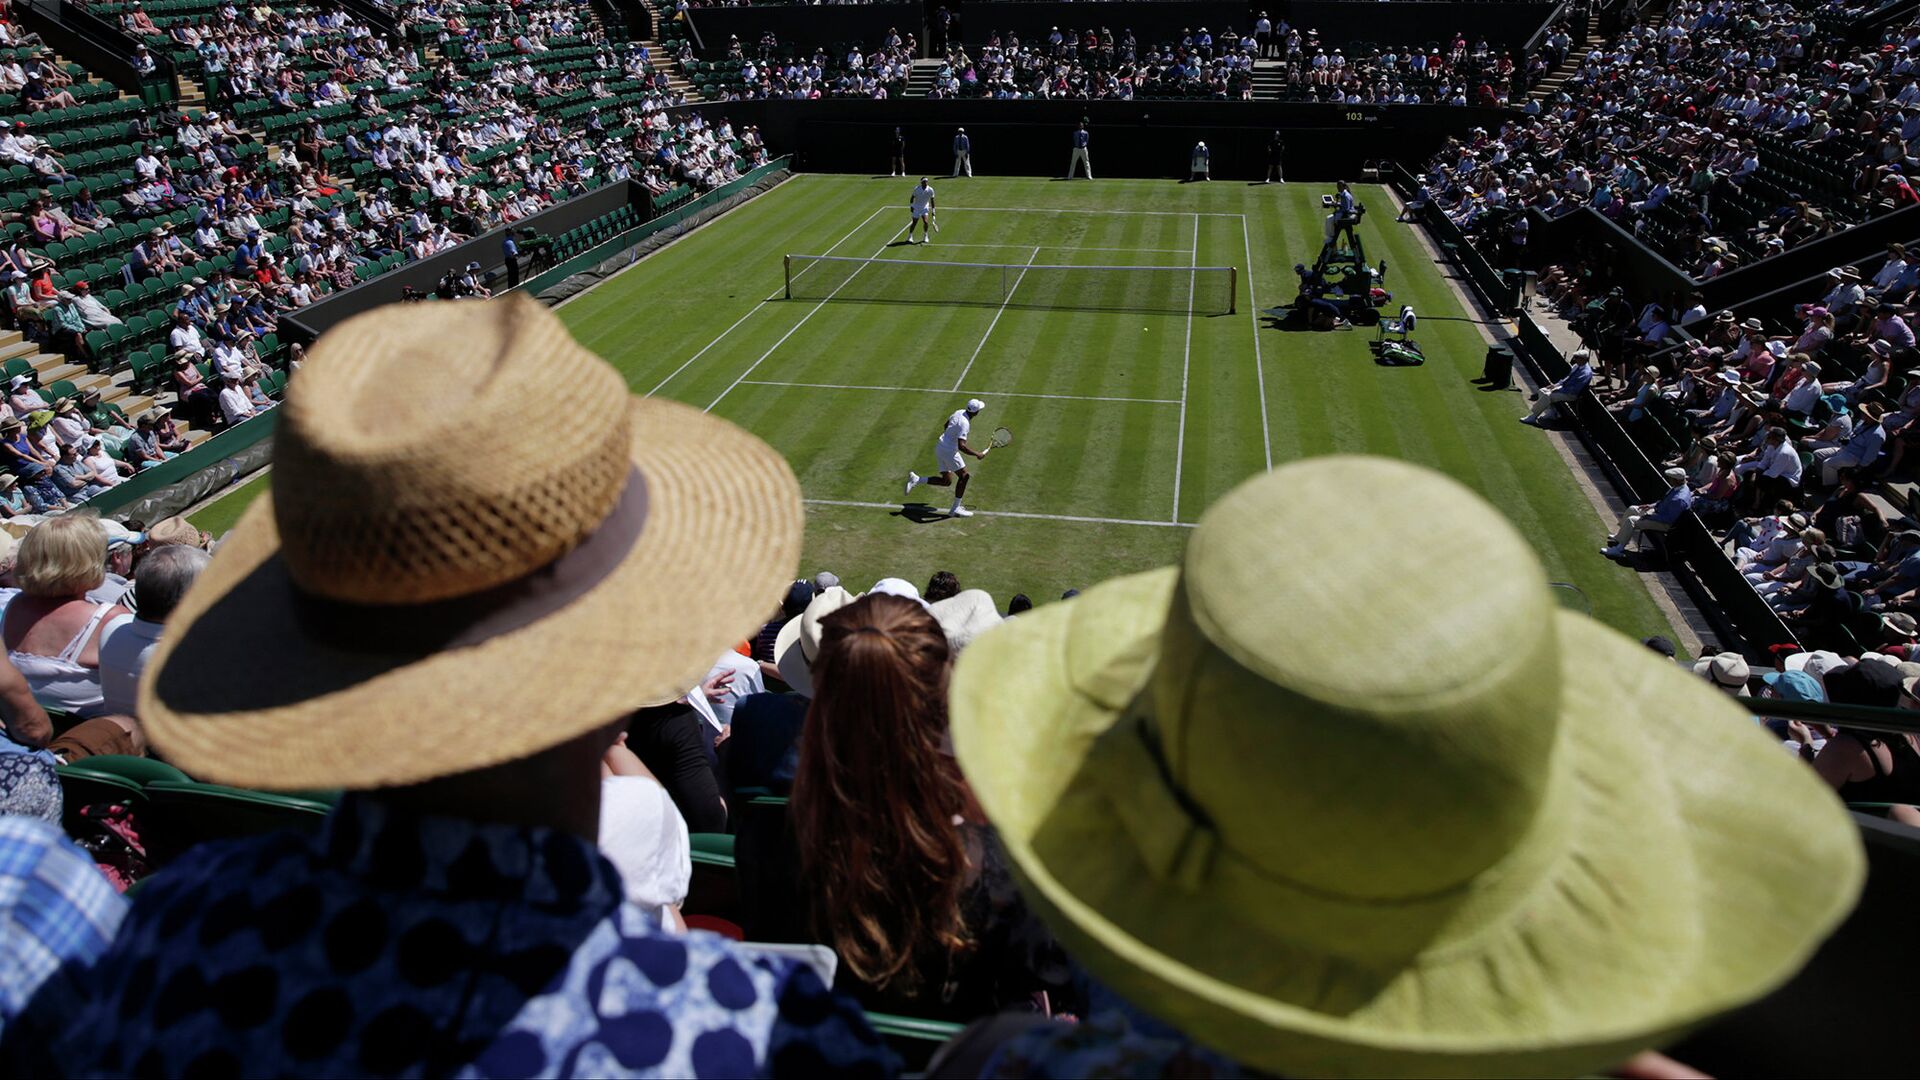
[704,650,763,731]
[936,408,971,457]
[598,774,691,912]
[909,183,935,212]
[98,615,164,717]
[218,384,256,425]
[168,323,205,355]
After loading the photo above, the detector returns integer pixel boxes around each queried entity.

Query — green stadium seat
[142,779,334,866]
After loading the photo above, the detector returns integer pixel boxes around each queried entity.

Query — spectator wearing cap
[1520,348,1594,425]
[0,415,60,513]
[62,280,119,331]
[215,372,256,428]
[0,473,29,519]
[97,544,210,718]
[6,373,45,420]
[8,297,893,1078]
[741,592,1076,1020]
[148,405,186,456]
[79,437,128,489]
[1602,467,1695,559]
[120,412,172,471]
[938,456,1861,1077]
[46,397,88,450]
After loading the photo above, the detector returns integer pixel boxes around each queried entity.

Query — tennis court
[201,174,1675,638]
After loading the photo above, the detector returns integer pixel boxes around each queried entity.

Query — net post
[1230,267,1238,314]
[783,254,791,300]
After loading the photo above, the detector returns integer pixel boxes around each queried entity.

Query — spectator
[1602,467,1694,558]
[99,544,211,718]
[0,817,127,1029]
[1,515,135,721]
[743,592,1076,1020]
[941,456,1864,1076]
[11,297,892,1077]
[925,569,960,603]
[1520,347,1594,425]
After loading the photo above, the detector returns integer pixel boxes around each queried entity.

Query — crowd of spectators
[0,298,1875,1079]
[1412,0,1920,273]
[703,29,916,99]
[0,0,765,515]
[1271,26,1527,105]
[925,25,1257,100]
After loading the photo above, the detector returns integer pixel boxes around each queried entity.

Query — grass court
[198,174,1675,639]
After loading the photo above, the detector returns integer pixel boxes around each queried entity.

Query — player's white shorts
[911,207,930,221]
[936,449,965,473]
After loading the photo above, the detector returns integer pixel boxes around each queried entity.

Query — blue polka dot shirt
[29,796,898,1078]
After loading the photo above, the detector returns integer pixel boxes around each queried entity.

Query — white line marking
[647,204,887,397]
[1172,214,1197,523]
[951,246,1040,391]
[806,497,1197,529]
[1240,213,1272,470]
[742,379,1180,405]
[940,206,1246,217]
[704,220,907,413]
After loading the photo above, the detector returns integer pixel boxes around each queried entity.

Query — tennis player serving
[907,398,991,518]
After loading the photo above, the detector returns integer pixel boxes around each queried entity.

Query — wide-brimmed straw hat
[138,296,803,790]
[948,456,1863,1078]
[773,585,858,695]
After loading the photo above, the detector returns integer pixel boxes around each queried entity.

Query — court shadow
[885,239,918,248]
[892,503,952,524]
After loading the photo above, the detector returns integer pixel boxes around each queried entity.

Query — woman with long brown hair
[737,592,1074,1019]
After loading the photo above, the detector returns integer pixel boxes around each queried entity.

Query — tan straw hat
[949,456,1863,1078]
[138,296,803,790]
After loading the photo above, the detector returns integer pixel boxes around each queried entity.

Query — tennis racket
[990,426,1013,449]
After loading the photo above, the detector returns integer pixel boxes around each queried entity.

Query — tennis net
[783,254,1236,315]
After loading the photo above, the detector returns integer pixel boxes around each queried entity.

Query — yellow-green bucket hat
[950,456,1864,1078]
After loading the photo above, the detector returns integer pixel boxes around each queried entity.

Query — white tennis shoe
[905,471,922,496]
[949,501,973,518]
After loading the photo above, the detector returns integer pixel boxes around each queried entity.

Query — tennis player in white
[906,398,988,517]
[907,177,936,244]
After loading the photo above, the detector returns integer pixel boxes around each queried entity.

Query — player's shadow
[893,503,953,524]
[885,239,918,248]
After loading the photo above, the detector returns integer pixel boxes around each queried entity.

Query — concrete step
[0,329,22,351]
[30,358,91,385]
[0,340,39,364]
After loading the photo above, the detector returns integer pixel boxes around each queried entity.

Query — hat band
[291,467,648,653]
[1084,708,1571,961]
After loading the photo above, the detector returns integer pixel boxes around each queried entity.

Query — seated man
[1520,347,1595,425]
[3,297,891,1078]
[1602,466,1695,558]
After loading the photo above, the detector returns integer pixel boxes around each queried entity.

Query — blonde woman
[2,515,132,718]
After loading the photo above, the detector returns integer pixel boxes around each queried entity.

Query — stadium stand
[0,1,1914,1076]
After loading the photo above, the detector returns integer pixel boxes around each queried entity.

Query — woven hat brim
[138,396,802,790]
[950,569,1865,1078]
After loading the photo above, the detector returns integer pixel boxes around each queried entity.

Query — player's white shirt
[936,409,971,456]
[910,183,936,212]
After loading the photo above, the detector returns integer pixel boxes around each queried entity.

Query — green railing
[84,408,278,517]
